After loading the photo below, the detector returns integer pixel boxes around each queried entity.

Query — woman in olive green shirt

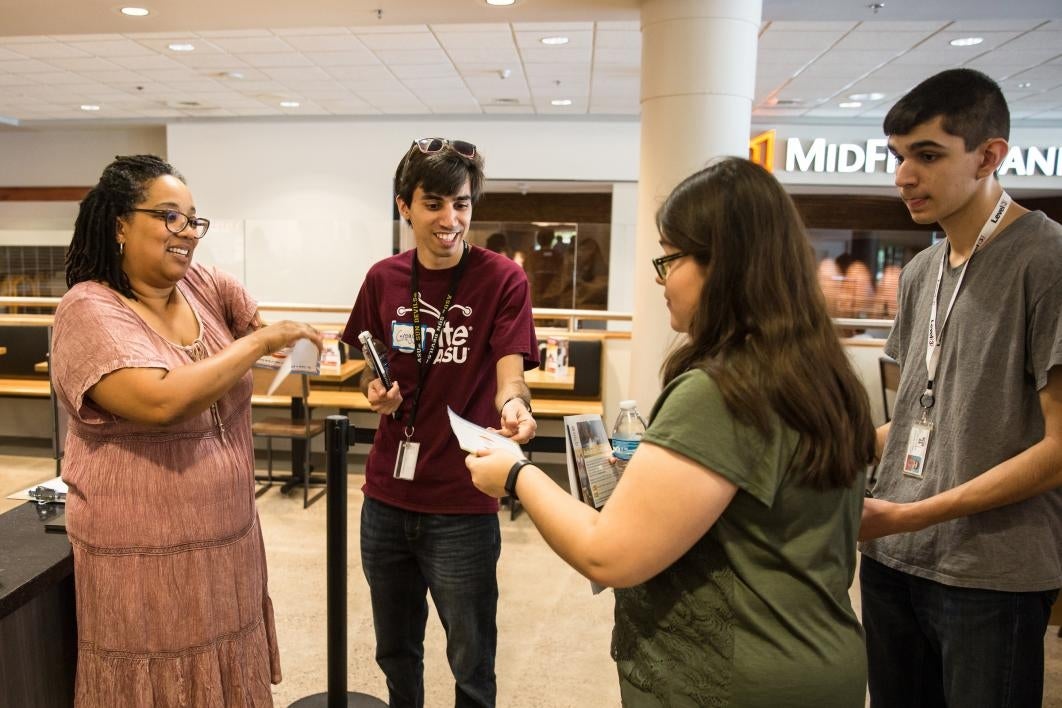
[467,157,876,707]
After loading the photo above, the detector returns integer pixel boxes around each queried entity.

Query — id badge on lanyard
[906,191,1010,479]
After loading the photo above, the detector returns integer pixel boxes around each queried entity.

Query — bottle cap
[619,399,637,409]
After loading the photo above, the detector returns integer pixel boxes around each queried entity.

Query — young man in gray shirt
[860,68,1062,707]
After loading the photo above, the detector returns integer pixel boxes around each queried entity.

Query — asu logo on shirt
[390,295,472,364]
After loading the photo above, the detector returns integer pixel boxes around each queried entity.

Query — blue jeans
[360,497,501,708]
[860,555,1058,708]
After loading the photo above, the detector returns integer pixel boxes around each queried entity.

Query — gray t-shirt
[864,210,1062,592]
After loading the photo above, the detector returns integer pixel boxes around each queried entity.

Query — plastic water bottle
[611,400,648,470]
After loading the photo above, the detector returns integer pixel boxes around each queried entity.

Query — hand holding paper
[448,406,523,458]
[266,337,321,395]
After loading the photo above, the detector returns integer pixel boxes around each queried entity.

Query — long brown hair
[658,157,875,489]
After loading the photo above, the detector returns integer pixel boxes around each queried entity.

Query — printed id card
[903,421,933,479]
[393,439,420,481]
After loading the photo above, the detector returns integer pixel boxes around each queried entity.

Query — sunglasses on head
[413,137,477,159]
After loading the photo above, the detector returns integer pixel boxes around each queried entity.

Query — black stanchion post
[290,415,386,708]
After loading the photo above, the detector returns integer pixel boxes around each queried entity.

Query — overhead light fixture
[80,104,101,111]
[280,101,300,108]
[949,37,983,47]
[540,36,569,46]
[221,71,245,80]
[120,7,150,16]
[168,43,195,52]
[839,101,862,108]
[551,99,572,106]
[486,0,516,5]
[1017,81,1033,88]
[848,92,885,101]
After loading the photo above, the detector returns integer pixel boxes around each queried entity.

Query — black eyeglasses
[128,209,210,239]
[413,137,477,159]
[652,252,689,279]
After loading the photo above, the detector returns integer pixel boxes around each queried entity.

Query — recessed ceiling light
[848,92,885,101]
[80,104,100,111]
[168,43,195,52]
[949,37,983,47]
[551,99,572,107]
[221,71,245,80]
[120,7,149,16]
[540,36,569,46]
[839,101,862,108]
[1017,81,1033,89]
[280,101,300,108]
[486,0,516,5]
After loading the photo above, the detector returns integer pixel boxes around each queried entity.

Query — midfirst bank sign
[749,130,1062,178]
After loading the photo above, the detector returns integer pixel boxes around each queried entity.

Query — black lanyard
[403,243,470,432]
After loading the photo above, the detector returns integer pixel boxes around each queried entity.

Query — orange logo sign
[749,130,776,172]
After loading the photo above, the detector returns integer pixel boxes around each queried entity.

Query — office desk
[0,503,76,707]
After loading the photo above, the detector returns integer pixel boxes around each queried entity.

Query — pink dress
[51,264,280,707]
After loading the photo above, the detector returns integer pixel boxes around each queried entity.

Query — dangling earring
[118,242,124,255]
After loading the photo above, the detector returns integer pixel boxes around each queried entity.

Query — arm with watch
[494,352,536,444]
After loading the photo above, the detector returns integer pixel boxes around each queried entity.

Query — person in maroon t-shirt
[341,138,538,708]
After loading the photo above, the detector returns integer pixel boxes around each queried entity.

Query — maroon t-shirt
[342,246,538,514]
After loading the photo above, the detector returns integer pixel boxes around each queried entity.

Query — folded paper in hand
[447,406,523,457]
[262,338,321,395]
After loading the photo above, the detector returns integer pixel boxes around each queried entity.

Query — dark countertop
[0,502,72,620]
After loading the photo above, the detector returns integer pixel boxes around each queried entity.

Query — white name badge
[393,440,420,481]
[903,421,933,479]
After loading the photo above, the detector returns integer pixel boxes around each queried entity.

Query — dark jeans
[361,496,501,708]
[860,555,1058,708]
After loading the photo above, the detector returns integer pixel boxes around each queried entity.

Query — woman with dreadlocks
[51,155,320,706]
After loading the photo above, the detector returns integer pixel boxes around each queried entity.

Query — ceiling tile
[833,30,938,51]
[326,65,396,82]
[0,58,58,73]
[340,78,403,92]
[63,39,164,57]
[435,31,515,50]
[46,57,123,72]
[401,75,467,90]
[107,54,187,70]
[482,105,534,114]
[373,49,451,65]
[514,30,592,49]
[513,22,593,32]
[347,25,431,35]
[304,50,381,67]
[2,41,91,59]
[594,30,640,50]
[240,53,314,68]
[593,48,639,67]
[194,29,275,39]
[359,33,441,51]
[207,37,294,53]
[262,66,333,82]
[286,34,367,51]
[758,30,849,51]
[518,47,592,64]
[170,53,251,70]
[77,69,150,83]
[429,24,511,33]
[392,63,460,80]
[447,48,521,65]
[272,27,352,37]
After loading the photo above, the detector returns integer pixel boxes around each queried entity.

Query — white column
[627,0,761,413]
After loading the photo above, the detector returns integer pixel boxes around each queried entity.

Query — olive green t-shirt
[611,370,866,707]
